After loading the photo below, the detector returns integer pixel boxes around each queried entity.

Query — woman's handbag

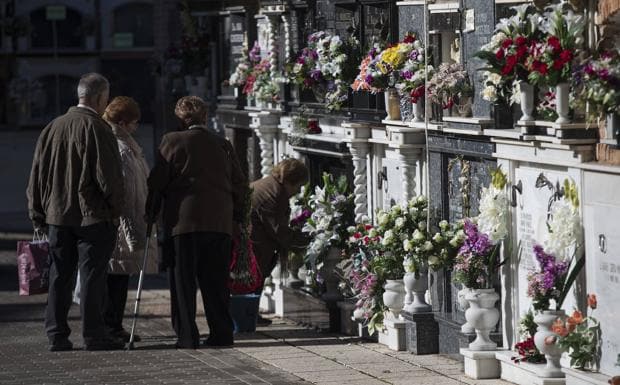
[17,232,50,296]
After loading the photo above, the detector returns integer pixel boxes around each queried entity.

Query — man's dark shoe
[110,329,140,343]
[83,336,126,351]
[48,338,73,352]
[203,337,233,348]
[256,315,272,326]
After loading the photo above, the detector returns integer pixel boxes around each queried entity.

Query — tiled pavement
[0,242,515,385]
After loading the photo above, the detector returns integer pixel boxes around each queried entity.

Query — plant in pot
[289,30,361,111]
[427,62,473,119]
[452,167,510,351]
[526,178,585,378]
[475,4,542,123]
[301,173,355,300]
[525,4,585,123]
[573,51,620,145]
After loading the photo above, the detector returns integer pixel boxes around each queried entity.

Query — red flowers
[530,60,548,75]
[403,34,416,44]
[547,36,561,52]
[515,36,528,46]
[495,49,505,60]
[502,38,513,49]
[501,55,518,75]
[587,293,597,309]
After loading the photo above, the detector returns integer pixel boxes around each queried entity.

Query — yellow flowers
[491,167,508,190]
[377,44,409,74]
[563,178,579,209]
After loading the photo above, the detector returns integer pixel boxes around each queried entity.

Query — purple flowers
[249,41,261,63]
[291,209,312,227]
[453,220,497,289]
[527,244,569,311]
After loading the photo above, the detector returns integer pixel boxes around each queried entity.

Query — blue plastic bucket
[229,294,260,333]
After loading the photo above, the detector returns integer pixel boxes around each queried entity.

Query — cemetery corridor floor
[0,242,514,385]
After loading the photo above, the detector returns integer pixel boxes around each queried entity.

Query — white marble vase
[534,309,566,378]
[457,287,475,333]
[555,83,571,124]
[519,81,535,121]
[403,270,431,313]
[382,279,405,320]
[464,288,500,351]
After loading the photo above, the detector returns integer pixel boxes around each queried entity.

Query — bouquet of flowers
[526,4,585,87]
[228,40,258,88]
[476,4,541,104]
[398,34,434,104]
[372,196,433,276]
[302,173,355,267]
[351,43,386,93]
[453,168,509,289]
[426,219,466,271]
[290,31,361,111]
[512,310,546,364]
[549,294,601,370]
[427,63,472,110]
[574,51,620,120]
[228,188,263,294]
[290,184,313,231]
[243,59,282,103]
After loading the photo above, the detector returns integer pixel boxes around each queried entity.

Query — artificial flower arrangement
[476,4,541,105]
[301,173,355,269]
[242,42,284,104]
[427,63,473,111]
[453,168,510,289]
[289,31,362,111]
[526,178,584,312]
[512,310,546,364]
[352,43,387,93]
[228,40,256,89]
[526,4,585,88]
[397,34,434,104]
[573,51,620,121]
[549,294,601,370]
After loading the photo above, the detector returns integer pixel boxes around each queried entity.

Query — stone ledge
[495,350,566,385]
[460,348,501,379]
[563,367,610,385]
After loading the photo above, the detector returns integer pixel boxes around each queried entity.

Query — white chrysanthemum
[412,229,425,242]
[378,212,389,227]
[395,217,405,229]
[382,230,395,245]
[423,241,433,251]
[403,239,413,252]
[368,228,378,238]
[477,186,509,244]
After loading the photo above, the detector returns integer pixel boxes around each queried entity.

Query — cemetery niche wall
[212,1,620,383]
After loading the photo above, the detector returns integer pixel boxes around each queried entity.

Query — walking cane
[127,221,153,350]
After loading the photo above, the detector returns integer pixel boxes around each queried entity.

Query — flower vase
[464,288,500,351]
[534,309,566,378]
[555,83,571,124]
[457,287,475,333]
[492,102,513,129]
[403,270,431,313]
[457,96,473,117]
[320,247,343,302]
[412,100,424,123]
[384,88,401,121]
[519,81,535,121]
[605,113,620,146]
[382,279,405,320]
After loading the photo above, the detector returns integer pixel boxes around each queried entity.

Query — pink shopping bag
[16,237,50,296]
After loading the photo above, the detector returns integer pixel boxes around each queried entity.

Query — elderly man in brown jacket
[146,96,247,349]
[27,73,125,351]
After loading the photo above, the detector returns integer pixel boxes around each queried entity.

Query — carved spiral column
[255,127,277,177]
[398,150,419,201]
[348,142,370,222]
[267,15,278,73]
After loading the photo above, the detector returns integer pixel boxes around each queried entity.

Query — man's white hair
[77,73,109,100]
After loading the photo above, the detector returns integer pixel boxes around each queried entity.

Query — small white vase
[534,310,566,378]
[412,100,424,122]
[384,88,401,121]
[519,81,534,121]
[320,247,343,302]
[464,288,500,351]
[403,270,431,313]
[382,279,405,320]
[555,82,571,124]
[457,287,475,333]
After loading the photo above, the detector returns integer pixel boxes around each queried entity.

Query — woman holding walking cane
[102,96,157,342]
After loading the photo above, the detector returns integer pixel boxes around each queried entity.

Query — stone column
[250,111,280,177]
[396,148,423,201]
[347,141,370,223]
